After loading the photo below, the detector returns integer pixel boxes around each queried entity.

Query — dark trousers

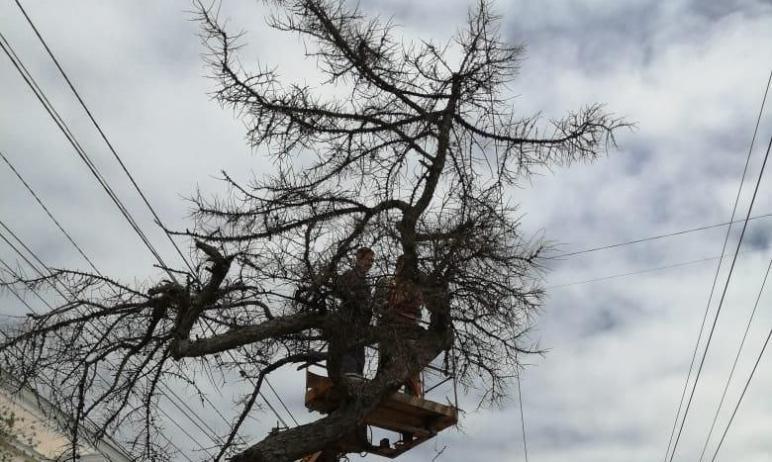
[340,345,365,375]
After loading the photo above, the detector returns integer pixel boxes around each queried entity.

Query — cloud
[2,1,772,461]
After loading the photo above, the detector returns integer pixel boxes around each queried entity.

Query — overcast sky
[2,1,772,461]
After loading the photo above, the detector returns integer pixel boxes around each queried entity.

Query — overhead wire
[1,12,297,435]
[547,252,742,290]
[694,69,772,458]
[0,147,236,444]
[664,67,772,461]
[0,25,255,437]
[666,136,772,462]
[0,223,217,459]
[515,366,529,462]
[14,6,772,459]
[546,211,772,260]
[697,257,772,461]
[12,0,197,278]
[0,31,175,283]
[0,256,56,311]
[484,17,530,455]
[0,267,37,313]
[0,150,101,275]
[10,1,297,429]
[707,325,772,461]
[9,11,772,452]
[0,258,192,462]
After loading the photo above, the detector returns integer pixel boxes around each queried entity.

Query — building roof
[0,385,134,462]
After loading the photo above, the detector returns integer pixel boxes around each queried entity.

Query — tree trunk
[231,329,449,462]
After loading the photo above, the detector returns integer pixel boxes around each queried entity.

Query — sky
[1,0,772,461]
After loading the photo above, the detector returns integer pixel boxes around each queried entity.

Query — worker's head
[354,247,375,273]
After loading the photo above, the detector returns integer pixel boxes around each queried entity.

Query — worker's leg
[354,345,366,375]
[376,341,392,378]
[340,350,356,375]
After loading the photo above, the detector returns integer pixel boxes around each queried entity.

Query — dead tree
[0,1,627,461]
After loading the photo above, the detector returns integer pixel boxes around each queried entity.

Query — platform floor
[304,371,458,458]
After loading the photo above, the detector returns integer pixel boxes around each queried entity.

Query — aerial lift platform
[303,370,458,458]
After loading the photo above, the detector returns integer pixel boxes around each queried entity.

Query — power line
[0,258,192,462]
[0,23,262,439]
[0,149,101,275]
[0,31,175,283]
[0,147,237,444]
[0,223,217,459]
[0,256,56,311]
[0,202,229,450]
[547,253,740,289]
[264,378,300,426]
[664,66,772,460]
[13,2,299,430]
[547,211,772,260]
[0,268,37,313]
[1,17,296,433]
[707,326,772,461]
[697,257,772,461]
[12,0,197,278]
[515,369,529,462]
[667,135,772,462]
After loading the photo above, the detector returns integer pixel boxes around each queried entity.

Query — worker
[335,247,375,379]
[380,255,424,397]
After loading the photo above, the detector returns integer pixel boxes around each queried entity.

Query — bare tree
[0,1,627,461]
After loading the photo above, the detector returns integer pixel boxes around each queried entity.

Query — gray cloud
[2,1,772,461]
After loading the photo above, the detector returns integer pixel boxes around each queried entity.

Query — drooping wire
[0,267,37,313]
[264,378,300,426]
[12,0,197,278]
[547,212,772,260]
[0,147,237,442]
[516,368,529,462]
[667,136,772,462]
[547,253,741,290]
[697,257,772,461]
[0,258,194,462]
[663,68,772,462]
[14,1,300,430]
[707,328,772,461]
[0,224,217,458]
[0,31,176,283]
[0,149,101,275]
[1,21,296,431]
[0,256,56,311]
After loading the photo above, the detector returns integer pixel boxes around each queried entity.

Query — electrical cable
[0,148,236,444]
[0,253,193,462]
[0,220,227,448]
[516,369,529,462]
[667,136,772,462]
[264,378,300,426]
[0,268,37,313]
[13,0,197,278]
[707,327,772,462]
[0,226,217,458]
[0,26,293,437]
[6,5,299,430]
[547,253,741,290]
[0,150,101,275]
[0,256,56,311]
[0,31,175,283]
[697,258,772,461]
[547,212,772,260]
[1,32,294,440]
[664,65,772,459]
